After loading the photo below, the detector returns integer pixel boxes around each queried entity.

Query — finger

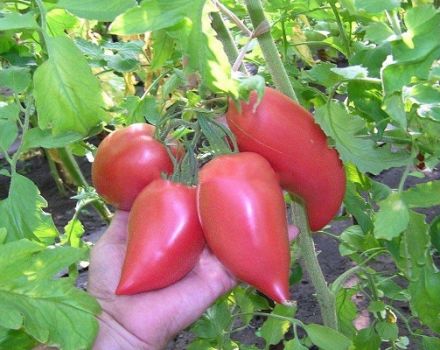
[101,210,130,244]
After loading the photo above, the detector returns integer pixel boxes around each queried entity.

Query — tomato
[197,152,291,304]
[92,123,173,210]
[116,178,205,295]
[226,87,345,231]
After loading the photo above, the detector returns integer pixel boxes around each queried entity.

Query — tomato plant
[116,178,205,295]
[227,87,346,231]
[92,123,173,210]
[197,152,291,304]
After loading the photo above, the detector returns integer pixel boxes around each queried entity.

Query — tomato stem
[291,201,339,330]
[211,11,248,74]
[57,148,112,223]
[244,0,298,101]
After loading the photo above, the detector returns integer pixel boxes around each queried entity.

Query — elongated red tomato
[226,87,345,231]
[92,123,173,210]
[116,179,205,295]
[197,152,291,304]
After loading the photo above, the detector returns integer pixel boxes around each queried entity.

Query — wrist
[93,312,157,350]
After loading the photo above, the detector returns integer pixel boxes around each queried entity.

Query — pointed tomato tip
[115,283,129,295]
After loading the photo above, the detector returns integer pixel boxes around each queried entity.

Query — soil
[1,152,439,350]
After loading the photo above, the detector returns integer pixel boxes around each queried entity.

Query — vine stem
[213,0,252,37]
[211,11,247,74]
[291,202,339,330]
[329,0,351,57]
[10,96,32,176]
[244,0,297,101]
[244,0,339,330]
[57,148,112,223]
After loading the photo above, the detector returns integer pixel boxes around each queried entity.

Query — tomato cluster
[92,88,345,303]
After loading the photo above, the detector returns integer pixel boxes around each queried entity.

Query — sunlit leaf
[57,0,136,21]
[34,36,107,135]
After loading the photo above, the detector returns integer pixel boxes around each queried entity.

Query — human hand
[88,210,299,350]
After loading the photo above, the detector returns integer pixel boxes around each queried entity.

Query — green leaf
[401,181,440,208]
[187,339,217,350]
[110,0,193,34]
[151,30,175,70]
[405,83,440,105]
[0,120,18,153]
[383,93,407,128]
[0,66,31,93]
[259,304,294,347]
[304,324,353,350]
[422,336,440,350]
[62,218,85,248]
[339,225,379,256]
[284,338,308,350]
[376,278,408,302]
[347,80,388,127]
[375,320,398,341]
[0,327,37,350]
[33,36,107,136]
[397,212,432,277]
[0,12,38,31]
[343,182,373,233]
[404,83,440,122]
[57,0,136,21]
[314,101,410,174]
[0,174,58,244]
[46,9,79,37]
[430,216,440,252]
[182,1,237,94]
[350,43,390,78]
[191,299,232,339]
[354,0,400,13]
[113,0,238,94]
[331,65,368,80]
[0,240,100,350]
[368,300,386,313]
[305,62,341,88]
[365,22,394,44]
[382,48,440,95]
[232,287,270,324]
[353,327,381,350]
[198,114,232,155]
[22,128,82,151]
[336,288,357,338]
[374,192,409,240]
[0,103,19,120]
[0,228,6,244]
[382,8,440,95]
[409,266,440,333]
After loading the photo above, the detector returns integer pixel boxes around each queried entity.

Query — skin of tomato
[197,152,291,304]
[116,179,205,295]
[226,87,346,231]
[92,123,173,210]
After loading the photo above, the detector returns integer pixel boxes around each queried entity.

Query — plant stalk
[57,148,112,223]
[329,0,351,57]
[291,202,339,330]
[44,149,68,196]
[244,0,297,101]
[211,11,247,74]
